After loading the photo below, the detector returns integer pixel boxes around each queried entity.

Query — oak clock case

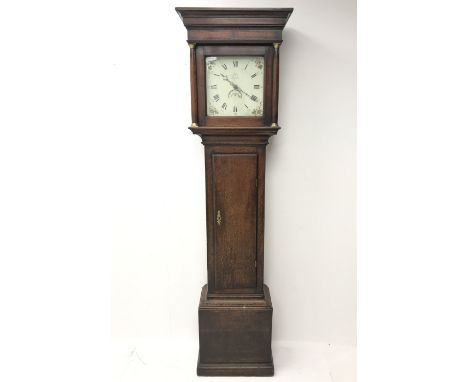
[176,7,293,377]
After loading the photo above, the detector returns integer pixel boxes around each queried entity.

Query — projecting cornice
[175,7,293,44]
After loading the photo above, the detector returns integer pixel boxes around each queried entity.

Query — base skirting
[197,353,274,376]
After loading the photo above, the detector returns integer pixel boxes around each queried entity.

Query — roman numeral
[254,85,260,89]
[210,85,217,89]
[233,106,237,112]
[233,60,238,67]
[222,63,227,70]
[213,94,220,102]
[244,104,249,109]
[251,73,257,78]
[222,102,227,110]
[250,95,258,102]
[244,63,249,70]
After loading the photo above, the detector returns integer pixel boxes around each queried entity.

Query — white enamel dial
[206,56,264,117]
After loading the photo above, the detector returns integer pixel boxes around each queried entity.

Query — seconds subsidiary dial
[206,56,264,117]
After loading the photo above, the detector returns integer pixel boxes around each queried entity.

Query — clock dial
[206,56,264,117]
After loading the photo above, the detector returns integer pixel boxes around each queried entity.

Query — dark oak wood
[189,43,198,126]
[177,7,292,376]
[213,153,257,290]
[200,141,271,297]
[190,127,280,300]
[176,7,293,45]
[272,43,280,125]
[198,284,274,376]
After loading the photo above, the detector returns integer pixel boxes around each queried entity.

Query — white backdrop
[112,0,356,348]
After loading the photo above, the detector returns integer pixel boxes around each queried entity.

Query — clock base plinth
[197,284,274,377]
[197,355,274,377]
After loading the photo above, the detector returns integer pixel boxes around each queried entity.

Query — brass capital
[188,43,196,49]
[273,42,282,49]
[191,122,198,127]
[271,122,278,127]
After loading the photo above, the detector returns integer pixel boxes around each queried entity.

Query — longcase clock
[176,7,293,376]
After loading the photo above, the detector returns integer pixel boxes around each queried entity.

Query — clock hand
[238,87,256,101]
[220,73,238,89]
[220,74,258,102]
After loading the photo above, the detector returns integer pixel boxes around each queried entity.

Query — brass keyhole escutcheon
[217,210,222,225]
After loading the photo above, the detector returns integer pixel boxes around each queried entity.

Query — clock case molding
[176,7,293,377]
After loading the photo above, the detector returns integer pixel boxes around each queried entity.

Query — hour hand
[220,74,236,88]
[220,74,257,102]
